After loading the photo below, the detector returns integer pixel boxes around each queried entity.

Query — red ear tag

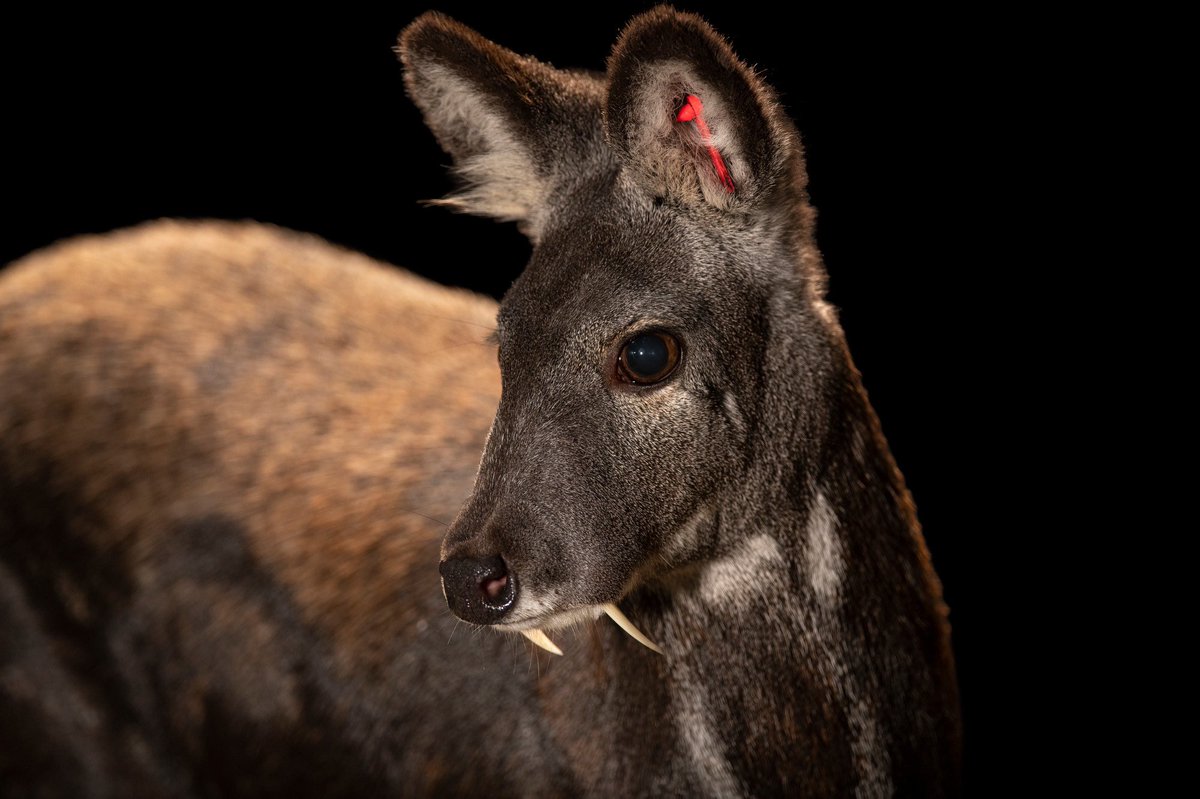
[675,94,735,194]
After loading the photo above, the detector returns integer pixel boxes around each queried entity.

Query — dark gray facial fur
[449,186,817,622]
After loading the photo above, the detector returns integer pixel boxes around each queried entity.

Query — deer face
[399,9,822,645]
[442,203,772,634]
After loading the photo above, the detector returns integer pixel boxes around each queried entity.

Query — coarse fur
[0,7,960,797]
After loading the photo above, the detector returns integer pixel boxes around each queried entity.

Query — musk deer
[0,7,961,797]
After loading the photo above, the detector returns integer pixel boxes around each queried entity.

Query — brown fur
[0,219,497,611]
[0,219,518,794]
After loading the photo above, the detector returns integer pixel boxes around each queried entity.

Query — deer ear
[605,7,796,210]
[397,13,602,239]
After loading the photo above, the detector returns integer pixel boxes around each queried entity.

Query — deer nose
[438,555,517,624]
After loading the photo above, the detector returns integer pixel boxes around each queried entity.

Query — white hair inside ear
[412,65,547,236]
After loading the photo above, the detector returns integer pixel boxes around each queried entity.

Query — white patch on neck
[848,700,890,798]
[671,664,743,798]
[669,489,889,794]
[660,506,711,564]
[806,491,843,605]
[722,391,745,433]
[699,533,784,608]
[805,489,890,794]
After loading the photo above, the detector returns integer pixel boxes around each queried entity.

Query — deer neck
[644,306,914,602]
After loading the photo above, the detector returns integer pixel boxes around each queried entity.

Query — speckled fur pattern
[0,6,960,797]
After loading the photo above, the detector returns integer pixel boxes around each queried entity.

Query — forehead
[496,190,749,341]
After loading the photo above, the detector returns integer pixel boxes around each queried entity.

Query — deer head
[399,7,837,653]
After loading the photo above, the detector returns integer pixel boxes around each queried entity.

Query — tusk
[520,628,563,656]
[603,603,664,655]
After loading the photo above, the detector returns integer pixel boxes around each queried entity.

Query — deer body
[0,9,960,797]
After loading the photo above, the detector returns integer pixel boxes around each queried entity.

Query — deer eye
[617,331,681,385]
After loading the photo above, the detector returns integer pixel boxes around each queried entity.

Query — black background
[5,2,1016,788]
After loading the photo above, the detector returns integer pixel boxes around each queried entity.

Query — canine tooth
[520,628,563,656]
[603,603,664,655]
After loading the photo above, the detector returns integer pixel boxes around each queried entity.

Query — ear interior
[676,94,737,194]
[605,8,795,209]
[397,13,606,239]
[398,14,545,228]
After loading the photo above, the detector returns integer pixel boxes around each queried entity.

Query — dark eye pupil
[625,333,669,378]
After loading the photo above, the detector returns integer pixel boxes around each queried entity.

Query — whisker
[434,337,496,349]
[396,507,452,527]
[404,311,497,332]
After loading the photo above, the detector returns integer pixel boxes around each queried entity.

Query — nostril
[475,556,514,609]
[482,573,508,601]
[439,554,517,623]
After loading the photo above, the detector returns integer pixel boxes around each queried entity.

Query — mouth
[496,602,664,657]
[439,556,664,656]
